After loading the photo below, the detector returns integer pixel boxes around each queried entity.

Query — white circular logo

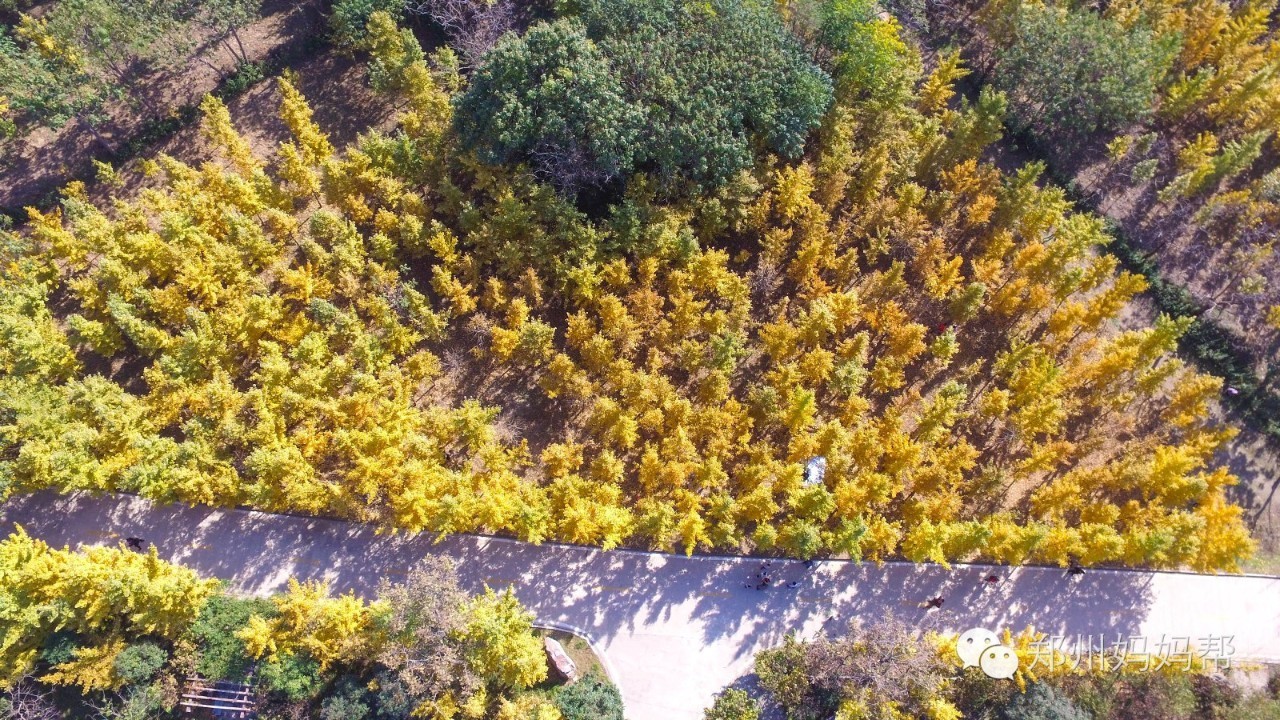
[978,644,1020,679]
[957,627,1000,668]
[957,627,1019,679]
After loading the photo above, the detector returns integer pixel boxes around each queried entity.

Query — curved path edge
[4,491,1280,719]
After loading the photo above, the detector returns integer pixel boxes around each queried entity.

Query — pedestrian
[1068,561,1085,577]
[983,574,1000,585]
[923,596,945,610]
[125,537,145,552]
[803,559,814,569]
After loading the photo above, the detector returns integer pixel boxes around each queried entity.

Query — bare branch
[1,677,61,720]
[529,139,615,194]
[405,0,521,68]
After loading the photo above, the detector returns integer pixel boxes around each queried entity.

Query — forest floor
[1064,137,1279,370]
[5,491,1279,720]
[0,0,402,214]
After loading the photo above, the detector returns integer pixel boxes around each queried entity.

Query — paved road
[4,492,1280,719]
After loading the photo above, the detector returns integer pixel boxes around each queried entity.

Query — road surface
[4,491,1279,719]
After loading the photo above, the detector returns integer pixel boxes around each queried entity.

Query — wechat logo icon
[958,628,1019,680]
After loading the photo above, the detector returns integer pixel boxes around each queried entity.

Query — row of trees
[0,6,1254,569]
[0,527,589,720]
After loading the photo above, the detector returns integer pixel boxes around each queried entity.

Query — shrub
[705,688,760,720]
[554,673,624,720]
[756,619,954,719]
[1106,674,1198,719]
[1193,674,1243,719]
[105,685,166,720]
[259,653,324,702]
[220,61,265,97]
[189,595,276,681]
[320,675,372,720]
[112,642,168,686]
[1227,695,1280,720]
[1001,683,1089,720]
[39,632,80,668]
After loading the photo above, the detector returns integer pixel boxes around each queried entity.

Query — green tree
[188,595,277,680]
[111,642,167,686]
[320,675,373,720]
[992,3,1177,140]
[330,0,404,49]
[453,19,642,190]
[455,0,832,189]
[258,652,323,702]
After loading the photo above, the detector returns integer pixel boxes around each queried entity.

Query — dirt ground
[7,22,402,214]
[0,0,331,211]
[138,48,395,175]
[1071,147,1280,370]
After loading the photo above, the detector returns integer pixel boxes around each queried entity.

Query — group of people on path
[744,559,814,591]
[740,557,1089,609]
[920,562,1087,610]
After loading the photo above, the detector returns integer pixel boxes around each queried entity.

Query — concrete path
[4,491,1280,719]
